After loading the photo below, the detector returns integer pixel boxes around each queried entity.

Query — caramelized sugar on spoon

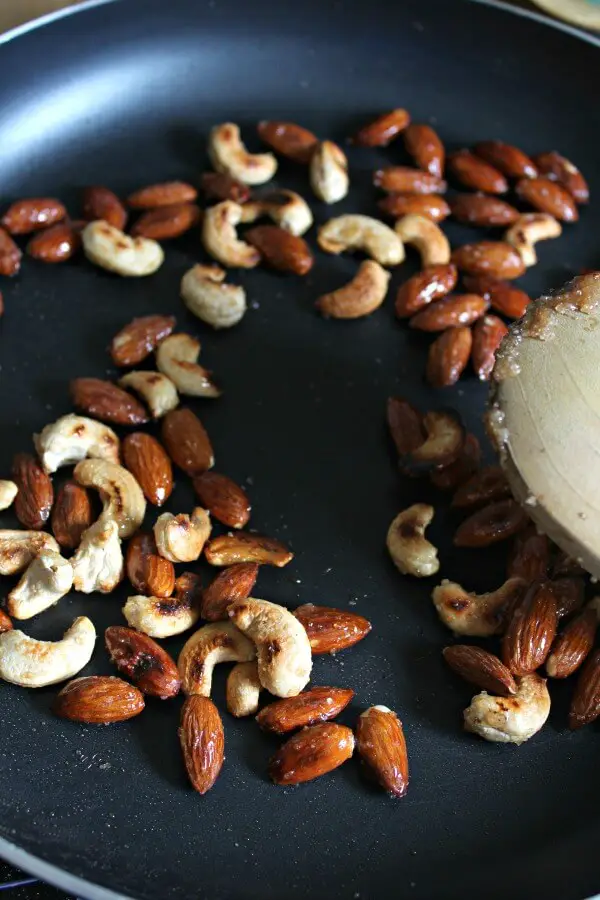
[488,272,600,578]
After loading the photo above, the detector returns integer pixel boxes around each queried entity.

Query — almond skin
[451,241,526,280]
[533,151,589,204]
[546,609,596,679]
[82,185,127,229]
[269,722,355,785]
[378,193,450,223]
[294,604,372,654]
[0,227,22,276]
[507,525,550,581]
[161,408,214,475]
[471,314,508,381]
[122,433,173,507]
[193,472,250,529]
[409,293,488,332]
[54,676,145,724]
[426,326,472,388]
[373,167,447,194]
[449,193,520,227]
[452,465,511,508]
[201,171,251,203]
[355,706,409,798]
[179,696,224,793]
[2,198,66,235]
[127,181,197,208]
[257,120,318,163]
[126,533,175,599]
[552,551,586,579]
[70,378,149,426]
[105,626,181,698]
[448,150,508,194]
[257,686,355,735]
[462,274,530,319]
[430,433,481,491]
[569,650,600,729]
[131,203,201,240]
[473,141,538,179]
[443,644,517,696]
[403,124,445,177]
[0,609,13,634]
[549,577,585,618]
[386,396,426,457]
[502,581,558,675]
[454,498,529,547]
[395,264,457,318]
[201,562,259,621]
[515,176,578,222]
[245,225,313,275]
[27,222,81,263]
[352,108,410,147]
[12,453,54,530]
[204,532,293,567]
[110,314,176,367]
[51,481,93,550]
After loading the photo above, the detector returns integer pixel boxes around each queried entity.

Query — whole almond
[443,644,517,696]
[245,225,313,275]
[204,531,293,567]
[352,108,410,147]
[452,465,511,508]
[257,120,318,163]
[2,198,67,235]
[569,650,600,729]
[451,241,526,280]
[110,314,176,367]
[179,696,224,793]
[474,141,538,179]
[127,181,197,209]
[471,314,508,380]
[455,498,529,547]
[54,676,145,723]
[70,378,149,426]
[378,193,450,222]
[449,193,520,227]
[294,604,372,654]
[0,227,22,276]
[355,706,409,798]
[373,167,447,194]
[193,471,250,529]
[27,222,81,263]
[502,582,558,675]
[533,151,589,204]
[12,453,54,530]
[462,274,530,319]
[448,150,508,194]
[546,609,596,679]
[409,293,488,332]
[201,171,251,203]
[0,609,13,634]
[122,433,173,506]
[403,123,445,177]
[386,397,426,457]
[549,577,585,619]
[515,177,578,222]
[51,481,93,550]
[126,532,175,599]
[201,562,259,621]
[105,625,181,698]
[161,408,214,475]
[269,722,355,785]
[426,326,472,388]
[131,203,201,240]
[257,686,355,734]
[82,186,127,229]
[395,264,457,318]
[430,433,481,491]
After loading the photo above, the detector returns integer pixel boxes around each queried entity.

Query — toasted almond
[161,408,214,475]
[515,176,578,222]
[2,198,67,235]
[51,481,93,550]
[452,465,511,508]
[395,264,457,318]
[471,314,508,381]
[426,326,472,388]
[257,120,318,163]
[82,185,127,229]
[54,676,145,723]
[126,532,176,599]
[179,696,225,793]
[449,193,520,227]
[257,686,355,734]
[533,151,589,204]
[443,644,517,696]
[502,581,558,675]
[569,650,600,729]
[204,531,292,567]
[70,378,149,426]
[549,577,586,619]
[386,396,426,457]
[131,203,201,240]
[122,433,173,507]
[27,222,81,263]
[546,609,596,679]
[105,625,181,699]
[373,167,447,194]
[293,603,371,654]
[110,314,176,367]
[352,108,410,147]
[378,193,450,223]
[430,433,481,491]
[448,150,508,194]
[201,171,251,203]
[245,225,313,275]
[12,453,54,530]
[0,609,13,634]
[193,471,250,529]
[454,498,529,547]
[473,141,538,179]
[127,181,197,209]
[201,562,259,621]
[409,293,488,332]
[462,274,530,319]
[451,241,525,280]
[0,227,22,276]
[355,706,409,798]
[507,525,550,581]
[403,124,445,177]
[269,722,354,785]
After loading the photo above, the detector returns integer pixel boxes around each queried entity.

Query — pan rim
[0,0,598,898]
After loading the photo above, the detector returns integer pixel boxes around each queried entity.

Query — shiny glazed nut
[504,213,561,267]
[394,214,450,267]
[430,433,481,492]
[443,645,517,697]
[462,274,530,319]
[464,673,550,744]
[0,616,95,688]
[502,581,558,675]
[351,108,410,146]
[179,696,225,794]
[471,314,509,381]
[394,263,457,318]
[533,151,589,203]
[448,149,508,193]
[355,706,409,798]
[451,241,526,280]
[515,177,578,222]
[309,141,349,204]
[550,577,585,619]
[452,465,511,508]
[127,181,197,208]
[156,334,220,398]
[245,225,314,275]
[123,572,202,638]
[71,519,124,594]
[318,215,404,266]
[105,626,181,699]
[238,189,313,236]
[74,458,146,539]
[82,186,127,229]
[209,122,277,184]
[70,378,149,426]
[378,193,450,223]
[403,409,465,472]
[126,532,175,599]
[54,676,145,724]
[204,532,293,567]
[269,723,355,785]
[432,577,525,637]
[473,141,538,179]
[373,167,447,194]
[316,260,390,319]
[181,263,246,329]
[293,604,372,654]
[161,408,214,475]
[12,453,54,530]
[256,686,354,734]
[226,660,262,717]
[386,396,426,458]
[122,433,173,506]
[0,531,60,576]
[569,649,600,729]
[193,471,250,529]
[386,504,439,577]
[201,563,259,622]
[27,222,81,263]
[409,293,488,332]
[454,498,529,547]
[119,371,179,419]
[153,507,212,563]
[110,314,176,367]
[178,621,255,696]
[0,610,13,634]
[1,198,66,234]
[403,124,445,177]
[507,525,550,581]
[130,203,201,240]
[7,550,73,620]
[0,227,22,276]
[257,120,318,163]
[35,414,120,474]
[202,200,261,268]
[0,480,18,511]
[545,608,596,679]
[201,171,251,203]
[552,550,586,580]
[82,221,164,276]
[449,193,520,227]
[426,326,472,388]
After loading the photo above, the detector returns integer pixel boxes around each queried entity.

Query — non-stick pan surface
[0,1,599,898]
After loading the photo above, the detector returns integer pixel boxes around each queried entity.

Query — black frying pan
[1,1,599,898]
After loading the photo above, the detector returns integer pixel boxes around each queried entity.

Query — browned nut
[373,166,446,194]
[430,433,481,492]
[569,649,600,729]
[504,213,561,267]
[462,274,530,319]
[293,604,371,654]
[51,481,93,550]
[201,171,251,204]
[533,151,589,204]
[2,198,67,234]
[26,222,81,263]
[123,571,201,639]
[179,696,224,793]
[400,409,466,473]
[546,608,597,679]
[269,723,354,785]
[426,327,472,388]
[551,550,586,580]
[378,193,450,223]
[443,645,517,696]
[256,686,355,734]
[395,263,457,318]
[471,314,508,381]
[386,504,439,577]
[122,433,173,507]
[105,626,181,698]
[318,215,404,266]
[82,185,127,229]
[409,293,489,332]
[70,378,149,426]
[245,224,313,275]
[316,261,390,319]
[54,676,145,724]
[201,562,259,621]
[355,706,409,798]
[130,203,201,240]
[110,314,176,367]
[449,193,520,227]
[448,150,508,194]
[226,660,262,717]
[549,577,585,619]
[126,532,176,599]
[0,227,22,276]
[193,471,250,529]
[386,396,426,458]
[394,214,450,267]
[502,581,558,675]
[515,177,578,222]
[432,577,526,637]
[12,453,54,530]
[451,241,526,280]
[473,141,538,179]
[204,532,293,567]
[464,673,550,744]
[161,408,214,476]
[0,609,13,634]
[127,181,197,208]
[257,120,318,164]
[454,499,529,548]
[452,465,511,508]
[507,524,550,581]
[403,124,445,177]
[202,200,261,268]
[351,108,410,147]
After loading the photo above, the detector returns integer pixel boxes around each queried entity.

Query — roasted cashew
[504,213,562,267]
[0,480,18,511]
[432,577,525,637]
[7,551,73,620]
[229,597,312,698]
[0,616,95,687]
[316,261,390,319]
[71,519,124,594]
[74,459,146,539]
[181,263,247,330]
[239,190,313,236]
[178,621,256,696]
[310,140,349,204]
[119,371,179,418]
[402,410,465,475]
[208,123,278,185]
[155,333,220,398]
[226,660,262,717]
[123,593,201,638]
[34,414,120,474]
[153,507,211,563]
[386,504,439,577]
[318,215,404,267]
[202,201,261,269]
[464,673,550,744]
[82,221,164,276]
[394,214,451,267]
[0,530,60,576]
